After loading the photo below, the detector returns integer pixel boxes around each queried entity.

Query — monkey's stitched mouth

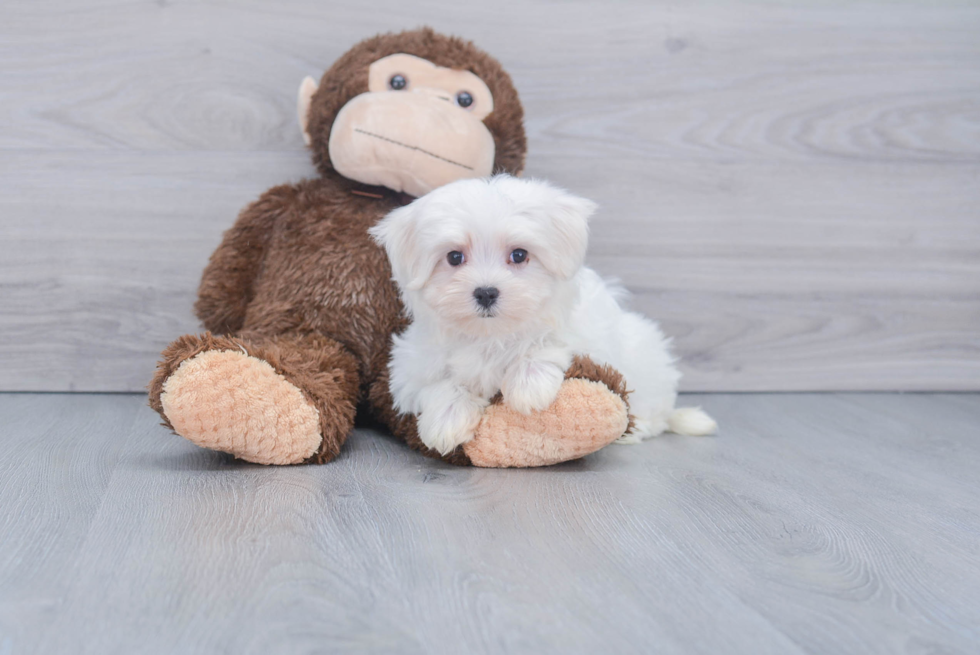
[353,128,474,171]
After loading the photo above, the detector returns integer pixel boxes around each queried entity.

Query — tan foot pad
[160,350,321,465]
[463,378,629,468]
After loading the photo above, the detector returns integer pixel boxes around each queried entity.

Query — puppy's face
[370,176,596,337]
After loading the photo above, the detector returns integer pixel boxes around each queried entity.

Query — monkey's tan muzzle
[328,91,496,198]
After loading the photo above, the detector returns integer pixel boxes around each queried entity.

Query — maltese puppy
[370,175,717,455]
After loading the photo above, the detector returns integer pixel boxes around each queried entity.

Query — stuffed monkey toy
[148,28,632,467]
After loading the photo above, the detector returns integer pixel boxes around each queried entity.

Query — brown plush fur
[148,29,628,466]
[305,27,527,180]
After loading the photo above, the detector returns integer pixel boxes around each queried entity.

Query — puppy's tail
[668,407,718,436]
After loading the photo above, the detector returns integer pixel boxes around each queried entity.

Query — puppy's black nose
[473,286,499,309]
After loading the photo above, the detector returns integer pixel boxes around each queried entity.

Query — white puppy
[370,175,716,455]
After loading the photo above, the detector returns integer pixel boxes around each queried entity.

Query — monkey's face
[301,53,497,198]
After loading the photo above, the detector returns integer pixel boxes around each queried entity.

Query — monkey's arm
[194,185,294,334]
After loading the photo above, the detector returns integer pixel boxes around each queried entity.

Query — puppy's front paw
[417,383,489,455]
[502,360,565,415]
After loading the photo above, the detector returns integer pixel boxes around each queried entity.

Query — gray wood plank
[1,0,979,392]
[2,1,977,163]
[0,394,143,650]
[0,150,315,392]
[0,392,978,654]
[2,152,976,392]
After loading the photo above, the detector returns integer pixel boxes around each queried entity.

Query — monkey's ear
[297,76,319,146]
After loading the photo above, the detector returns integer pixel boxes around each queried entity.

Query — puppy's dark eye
[509,248,528,264]
[456,91,473,108]
[389,74,407,90]
[447,251,465,266]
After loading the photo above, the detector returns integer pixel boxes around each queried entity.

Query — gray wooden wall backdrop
[1,0,978,392]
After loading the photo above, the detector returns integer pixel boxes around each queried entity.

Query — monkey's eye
[456,91,474,108]
[389,74,407,90]
[447,251,465,266]
[509,248,528,264]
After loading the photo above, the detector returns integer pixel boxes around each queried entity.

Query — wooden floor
[1,393,977,654]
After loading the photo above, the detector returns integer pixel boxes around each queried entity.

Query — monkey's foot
[160,349,322,465]
[463,357,630,468]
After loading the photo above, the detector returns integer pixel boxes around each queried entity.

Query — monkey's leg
[148,332,360,465]
[367,355,630,468]
[464,356,632,467]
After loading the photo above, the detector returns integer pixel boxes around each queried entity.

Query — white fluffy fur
[370,176,716,455]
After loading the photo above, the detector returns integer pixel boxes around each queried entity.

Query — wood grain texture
[0,392,978,654]
[1,0,978,391]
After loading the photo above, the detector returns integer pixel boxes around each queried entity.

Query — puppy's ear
[369,203,435,292]
[542,190,597,280]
